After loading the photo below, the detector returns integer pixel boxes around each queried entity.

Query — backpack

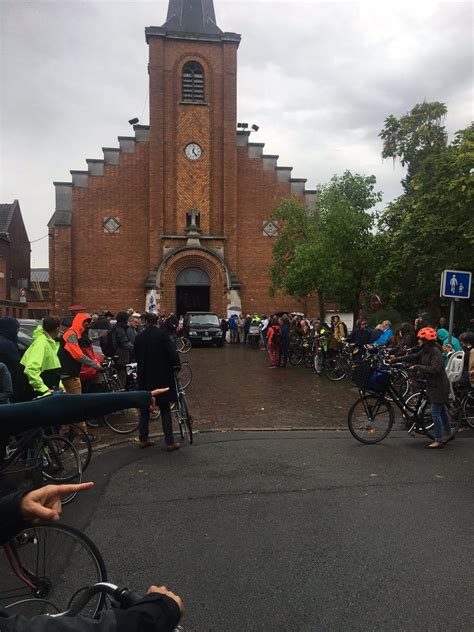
[100,327,117,357]
[272,328,281,344]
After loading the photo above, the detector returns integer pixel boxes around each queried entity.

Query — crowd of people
[0,307,188,451]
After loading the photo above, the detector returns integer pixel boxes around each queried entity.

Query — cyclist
[0,482,184,631]
[392,327,453,449]
[19,316,63,401]
[368,320,393,349]
[457,332,474,390]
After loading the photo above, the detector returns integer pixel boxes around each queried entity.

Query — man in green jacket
[20,316,62,400]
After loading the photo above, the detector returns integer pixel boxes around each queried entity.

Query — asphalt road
[66,430,473,632]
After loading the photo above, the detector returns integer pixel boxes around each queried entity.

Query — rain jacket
[436,328,462,353]
[0,317,20,395]
[20,325,62,397]
[59,313,98,378]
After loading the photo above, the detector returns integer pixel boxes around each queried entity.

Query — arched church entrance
[175,267,211,315]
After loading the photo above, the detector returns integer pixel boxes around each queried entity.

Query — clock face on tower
[184,143,202,160]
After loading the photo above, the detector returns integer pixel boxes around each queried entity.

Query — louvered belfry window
[182,61,205,103]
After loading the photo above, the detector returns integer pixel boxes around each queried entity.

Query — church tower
[145,0,242,316]
[48,0,317,318]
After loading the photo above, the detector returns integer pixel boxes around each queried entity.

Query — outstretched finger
[50,481,95,496]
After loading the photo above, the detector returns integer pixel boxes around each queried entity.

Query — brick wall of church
[67,144,151,314]
[235,149,316,317]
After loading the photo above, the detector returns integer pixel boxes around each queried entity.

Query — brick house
[0,200,30,317]
[48,0,319,318]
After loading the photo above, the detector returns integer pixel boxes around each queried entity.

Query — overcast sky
[0,0,472,267]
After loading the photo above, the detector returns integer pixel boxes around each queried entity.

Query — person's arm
[0,492,30,545]
[0,362,13,395]
[114,327,134,353]
[412,350,444,375]
[0,591,181,632]
[163,331,180,371]
[391,351,421,365]
[22,339,49,395]
[0,391,154,439]
[64,332,99,369]
[373,329,392,347]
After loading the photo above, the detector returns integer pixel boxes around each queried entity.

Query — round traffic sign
[370,294,382,311]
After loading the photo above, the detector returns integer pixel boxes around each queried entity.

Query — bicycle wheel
[62,424,92,472]
[0,523,107,618]
[102,378,140,434]
[462,391,474,429]
[288,347,303,366]
[314,351,324,375]
[178,395,193,445]
[386,367,410,402]
[348,395,394,444]
[419,400,462,440]
[40,435,82,488]
[179,363,192,389]
[325,356,346,381]
[178,337,192,354]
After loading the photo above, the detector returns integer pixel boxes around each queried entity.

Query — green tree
[270,171,382,325]
[376,121,474,320]
[380,101,448,189]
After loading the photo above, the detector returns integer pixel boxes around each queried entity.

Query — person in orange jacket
[58,313,102,441]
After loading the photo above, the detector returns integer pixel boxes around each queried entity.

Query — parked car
[16,318,102,356]
[184,312,224,347]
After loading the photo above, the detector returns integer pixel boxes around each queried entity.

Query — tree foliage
[270,172,381,324]
[269,102,472,327]
[379,101,448,189]
[376,121,474,318]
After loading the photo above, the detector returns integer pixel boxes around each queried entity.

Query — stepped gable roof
[0,202,17,236]
[162,0,222,35]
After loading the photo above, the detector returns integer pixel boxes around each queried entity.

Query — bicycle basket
[0,456,43,497]
[351,362,391,393]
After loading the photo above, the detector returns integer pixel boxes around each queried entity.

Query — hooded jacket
[436,328,462,352]
[0,317,20,394]
[112,311,134,366]
[20,325,62,397]
[59,313,98,378]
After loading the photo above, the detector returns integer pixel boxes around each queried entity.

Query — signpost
[440,270,472,343]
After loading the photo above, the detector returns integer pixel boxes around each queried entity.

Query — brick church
[48,0,318,317]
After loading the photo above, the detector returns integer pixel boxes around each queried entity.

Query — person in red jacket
[59,314,101,440]
[266,316,282,369]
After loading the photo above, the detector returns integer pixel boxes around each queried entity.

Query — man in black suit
[134,312,181,450]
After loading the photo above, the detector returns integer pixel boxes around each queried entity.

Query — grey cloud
[0,0,471,266]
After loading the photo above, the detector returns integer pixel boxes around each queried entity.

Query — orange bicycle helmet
[417,327,437,341]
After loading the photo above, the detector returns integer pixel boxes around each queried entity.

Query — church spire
[162,0,222,35]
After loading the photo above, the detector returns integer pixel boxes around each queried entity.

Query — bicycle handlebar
[52,582,183,630]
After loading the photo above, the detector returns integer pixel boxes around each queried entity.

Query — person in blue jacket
[369,320,394,348]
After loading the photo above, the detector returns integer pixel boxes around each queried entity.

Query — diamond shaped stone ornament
[262,220,278,237]
[103,217,121,234]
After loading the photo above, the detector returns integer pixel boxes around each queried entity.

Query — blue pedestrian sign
[440,270,472,299]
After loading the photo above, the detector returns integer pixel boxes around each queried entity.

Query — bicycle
[172,373,193,444]
[0,428,82,504]
[347,361,462,444]
[176,335,192,354]
[314,338,353,381]
[0,523,107,618]
[99,358,140,434]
